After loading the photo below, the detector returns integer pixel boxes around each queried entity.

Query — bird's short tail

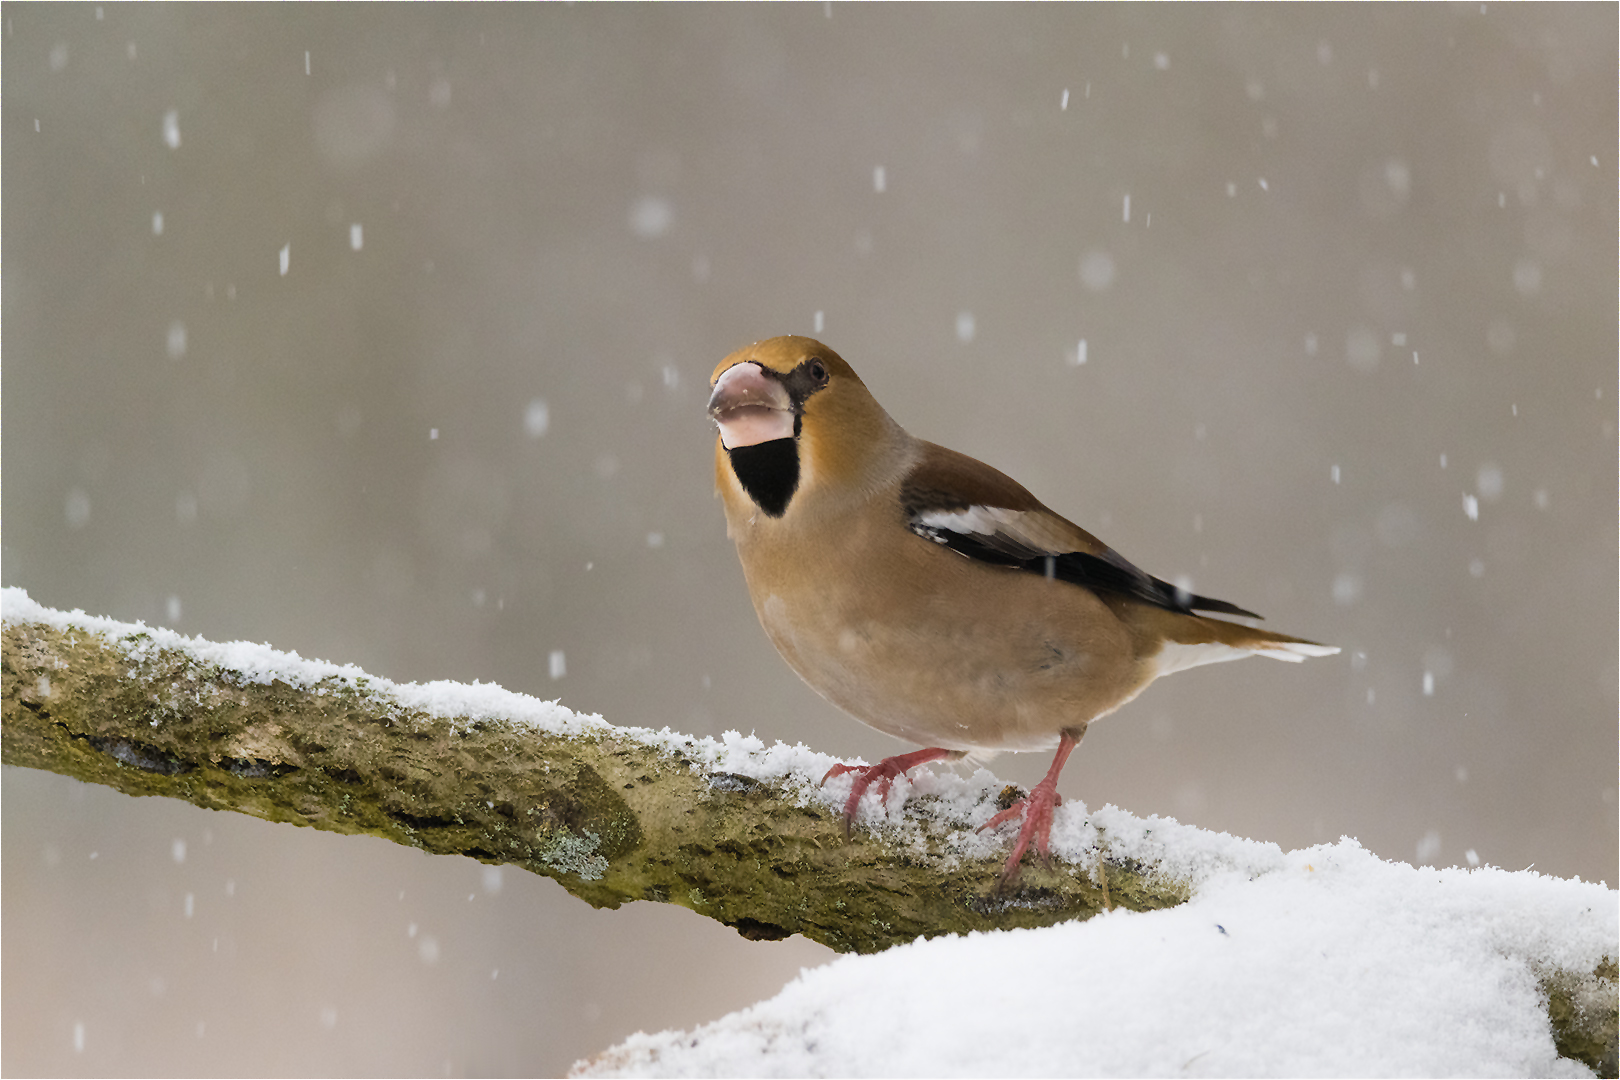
[1137,608,1340,676]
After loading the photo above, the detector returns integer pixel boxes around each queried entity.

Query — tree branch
[2,595,1613,1075]
[0,598,1172,954]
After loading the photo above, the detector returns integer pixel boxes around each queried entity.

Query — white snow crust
[7,589,1612,1078]
[3,586,599,737]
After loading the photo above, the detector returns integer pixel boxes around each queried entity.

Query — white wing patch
[914,505,1021,538]
[912,504,1082,558]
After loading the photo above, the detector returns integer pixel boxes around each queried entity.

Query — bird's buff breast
[744,537,1145,753]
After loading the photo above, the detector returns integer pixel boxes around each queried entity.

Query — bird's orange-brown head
[708,336,905,518]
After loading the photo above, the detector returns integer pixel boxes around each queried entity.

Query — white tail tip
[1259,641,1341,663]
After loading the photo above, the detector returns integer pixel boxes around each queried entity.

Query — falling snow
[524,398,550,438]
[628,197,673,239]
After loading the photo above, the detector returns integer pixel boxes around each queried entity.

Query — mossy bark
[2,612,1613,1075]
[1544,958,1619,1078]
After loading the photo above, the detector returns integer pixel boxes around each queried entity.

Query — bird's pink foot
[821,747,954,834]
[979,778,1064,882]
[977,728,1084,885]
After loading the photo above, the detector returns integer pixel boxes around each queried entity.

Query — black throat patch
[727,437,800,517]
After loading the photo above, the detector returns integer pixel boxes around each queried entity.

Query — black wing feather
[910,521,1262,620]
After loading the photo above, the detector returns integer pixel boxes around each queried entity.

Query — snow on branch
[2,589,1614,1075]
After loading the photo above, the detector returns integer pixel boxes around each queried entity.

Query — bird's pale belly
[754,557,1152,753]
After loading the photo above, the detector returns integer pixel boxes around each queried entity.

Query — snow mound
[578,842,1615,1078]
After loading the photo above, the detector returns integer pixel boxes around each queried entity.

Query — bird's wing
[900,441,1262,620]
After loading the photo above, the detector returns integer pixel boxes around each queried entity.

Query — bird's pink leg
[979,728,1084,883]
[821,747,956,834]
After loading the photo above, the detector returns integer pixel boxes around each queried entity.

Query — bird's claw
[820,748,954,836]
[979,783,1064,885]
[820,761,903,835]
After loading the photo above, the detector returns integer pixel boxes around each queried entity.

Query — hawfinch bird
[707,335,1338,880]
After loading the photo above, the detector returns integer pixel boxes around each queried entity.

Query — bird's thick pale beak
[708,362,794,449]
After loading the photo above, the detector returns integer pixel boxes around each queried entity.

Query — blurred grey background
[4,4,1614,1076]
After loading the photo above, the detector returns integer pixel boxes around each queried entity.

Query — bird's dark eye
[807,358,829,385]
